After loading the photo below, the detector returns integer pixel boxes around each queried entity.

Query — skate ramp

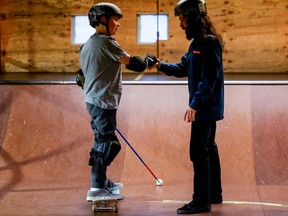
[0,84,287,216]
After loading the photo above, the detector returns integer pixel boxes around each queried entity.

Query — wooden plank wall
[0,0,287,73]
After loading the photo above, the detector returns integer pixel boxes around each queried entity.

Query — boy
[79,2,147,202]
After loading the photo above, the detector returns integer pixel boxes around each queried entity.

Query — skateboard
[92,199,118,213]
[92,189,121,213]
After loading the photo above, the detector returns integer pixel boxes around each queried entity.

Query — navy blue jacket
[159,35,224,121]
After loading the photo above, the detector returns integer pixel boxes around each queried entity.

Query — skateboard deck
[92,199,118,213]
[91,187,122,213]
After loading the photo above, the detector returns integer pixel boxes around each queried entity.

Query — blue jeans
[86,103,118,188]
[190,121,222,203]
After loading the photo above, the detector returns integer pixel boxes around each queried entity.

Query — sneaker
[177,201,211,214]
[86,189,124,202]
[105,178,123,192]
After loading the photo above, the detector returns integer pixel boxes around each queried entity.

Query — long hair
[186,14,224,48]
[200,15,224,48]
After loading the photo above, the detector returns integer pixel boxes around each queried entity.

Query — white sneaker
[86,189,124,202]
[105,179,123,192]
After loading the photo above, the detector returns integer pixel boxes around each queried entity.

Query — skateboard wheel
[114,205,118,213]
[92,204,97,213]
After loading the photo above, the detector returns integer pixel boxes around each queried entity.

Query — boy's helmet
[174,0,207,17]
[88,2,123,28]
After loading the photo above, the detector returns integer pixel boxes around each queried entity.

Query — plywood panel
[212,0,288,72]
[0,0,287,73]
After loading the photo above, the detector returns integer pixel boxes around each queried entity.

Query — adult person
[147,0,224,214]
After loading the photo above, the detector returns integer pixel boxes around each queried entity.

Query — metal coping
[0,80,288,85]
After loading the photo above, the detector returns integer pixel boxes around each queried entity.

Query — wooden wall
[0,0,287,73]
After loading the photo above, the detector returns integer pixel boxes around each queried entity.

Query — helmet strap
[99,16,111,36]
[105,16,111,36]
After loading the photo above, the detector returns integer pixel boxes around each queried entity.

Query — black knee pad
[88,141,121,166]
[103,141,121,166]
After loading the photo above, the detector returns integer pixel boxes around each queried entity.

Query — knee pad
[103,140,121,166]
[88,141,121,166]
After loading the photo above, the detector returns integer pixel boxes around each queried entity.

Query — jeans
[86,103,118,188]
[190,121,222,203]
